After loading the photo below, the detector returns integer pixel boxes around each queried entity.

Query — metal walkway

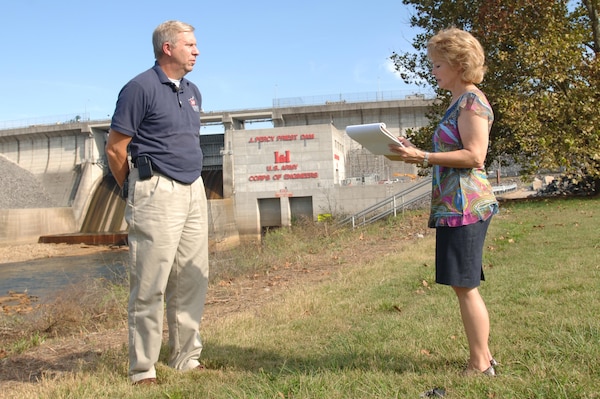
[338,177,432,228]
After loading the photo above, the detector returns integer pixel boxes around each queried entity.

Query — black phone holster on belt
[136,155,154,180]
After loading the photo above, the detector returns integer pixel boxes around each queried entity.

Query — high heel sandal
[463,365,496,376]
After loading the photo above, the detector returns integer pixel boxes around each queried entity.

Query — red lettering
[276,135,297,141]
[249,175,271,181]
[300,134,315,140]
[283,172,319,179]
[249,136,275,143]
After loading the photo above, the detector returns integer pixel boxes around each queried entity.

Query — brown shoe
[133,377,157,385]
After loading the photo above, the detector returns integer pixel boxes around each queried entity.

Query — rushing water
[0,250,128,302]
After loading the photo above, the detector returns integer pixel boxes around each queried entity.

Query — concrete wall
[232,124,343,192]
[227,120,429,241]
[0,181,426,246]
[231,124,342,238]
[232,178,430,242]
[207,198,240,251]
[0,198,240,248]
[0,208,77,245]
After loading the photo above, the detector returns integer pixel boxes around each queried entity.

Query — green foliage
[390,0,600,180]
[10,331,46,354]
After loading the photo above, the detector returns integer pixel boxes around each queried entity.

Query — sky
[0,0,431,127]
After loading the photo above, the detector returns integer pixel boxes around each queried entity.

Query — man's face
[169,31,199,75]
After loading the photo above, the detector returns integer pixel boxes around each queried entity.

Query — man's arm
[105,129,132,188]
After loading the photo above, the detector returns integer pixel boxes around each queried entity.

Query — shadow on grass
[197,343,448,376]
[0,348,106,383]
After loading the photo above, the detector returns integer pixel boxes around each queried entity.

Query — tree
[390,0,600,185]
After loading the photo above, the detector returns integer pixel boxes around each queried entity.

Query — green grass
[3,197,600,398]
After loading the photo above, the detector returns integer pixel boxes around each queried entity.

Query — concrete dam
[0,92,433,246]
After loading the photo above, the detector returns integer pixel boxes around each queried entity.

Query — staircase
[338,177,432,228]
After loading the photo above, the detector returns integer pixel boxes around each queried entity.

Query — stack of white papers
[345,123,404,161]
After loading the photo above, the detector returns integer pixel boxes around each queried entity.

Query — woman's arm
[390,108,489,168]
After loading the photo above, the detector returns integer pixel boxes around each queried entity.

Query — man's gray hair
[152,20,195,59]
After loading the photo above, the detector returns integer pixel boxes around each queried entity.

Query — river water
[0,251,128,302]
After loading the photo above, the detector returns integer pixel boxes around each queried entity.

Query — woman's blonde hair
[427,27,487,84]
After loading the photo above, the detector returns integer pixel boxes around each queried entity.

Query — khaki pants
[125,169,209,383]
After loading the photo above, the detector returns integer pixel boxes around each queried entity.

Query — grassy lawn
[1,196,599,398]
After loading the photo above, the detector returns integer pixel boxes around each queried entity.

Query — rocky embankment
[0,154,57,209]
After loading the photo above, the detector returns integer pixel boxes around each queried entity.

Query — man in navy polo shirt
[105,20,208,385]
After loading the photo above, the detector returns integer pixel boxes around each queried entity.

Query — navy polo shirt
[110,63,203,184]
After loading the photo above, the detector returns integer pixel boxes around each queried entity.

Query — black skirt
[435,217,492,288]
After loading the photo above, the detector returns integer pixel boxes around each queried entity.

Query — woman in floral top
[390,27,499,376]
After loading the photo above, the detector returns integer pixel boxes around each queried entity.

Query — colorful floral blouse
[428,90,499,228]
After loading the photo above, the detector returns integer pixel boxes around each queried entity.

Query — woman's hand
[389,138,427,165]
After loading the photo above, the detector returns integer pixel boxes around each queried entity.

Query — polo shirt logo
[188,96,200,112]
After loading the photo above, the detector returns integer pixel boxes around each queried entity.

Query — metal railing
[0,113,92,130]
[338,180,518,229]
[492,183,518,194]
[273,90,434,108]
[337,177,432,228]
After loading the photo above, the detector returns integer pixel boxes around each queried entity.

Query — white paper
[345,123,404,160]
